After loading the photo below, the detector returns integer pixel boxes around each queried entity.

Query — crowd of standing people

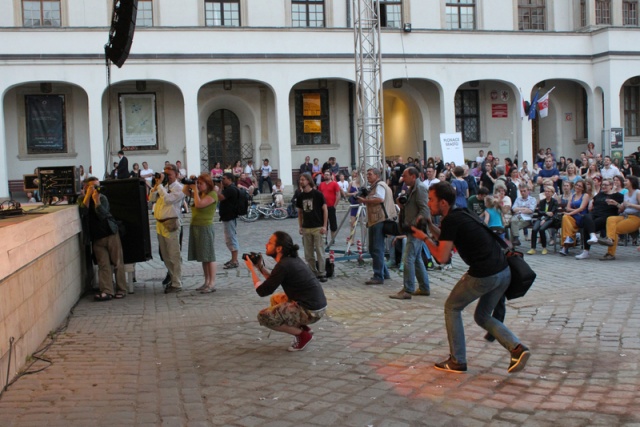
[74,146,640,373]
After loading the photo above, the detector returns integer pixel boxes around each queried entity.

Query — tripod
[326,203,369,262]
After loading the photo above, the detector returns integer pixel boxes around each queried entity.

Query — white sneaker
[587,235,598,244]
[564,236,574,245]
[575,250,590,260]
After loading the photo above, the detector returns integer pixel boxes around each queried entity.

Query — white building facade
[1,0,639,196]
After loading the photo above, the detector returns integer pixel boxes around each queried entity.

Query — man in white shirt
[509,184,538,247]
[600,156,622,179]
[149,164,185,294]
[420,166,440,190]
[475,149,485,165]
[244,159,255,176]
[140,162,154,190]
[176,160,187,180]
[259,159,273,194]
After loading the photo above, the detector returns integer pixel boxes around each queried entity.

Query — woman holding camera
[183,173,218,293]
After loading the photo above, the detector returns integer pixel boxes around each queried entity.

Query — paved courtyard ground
[1,213,639,426]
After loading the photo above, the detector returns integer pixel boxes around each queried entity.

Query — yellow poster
[304,120,322,133]
[303,93,321,116]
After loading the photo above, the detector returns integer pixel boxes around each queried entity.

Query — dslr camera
[242,252,263,266]
[154,172,169,186]
[356,186,369,198]
[181,177,196,185]
[397,194,408,204]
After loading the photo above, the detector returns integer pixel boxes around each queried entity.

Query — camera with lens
[154,172,169,186]
[397,194,408,204]
[242,252,263,266]
[402,217,428,234]
[181,178,195,185]
[94,185,102,192]
[356,186,369,198]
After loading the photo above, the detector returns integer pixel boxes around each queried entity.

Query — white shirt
[140,168,154,185]
[600,165,622,179]
[150,180,185,236]
[338,180,349,193]
[261,165,272,177]
[420,178,440,189]
[244,165,254,175]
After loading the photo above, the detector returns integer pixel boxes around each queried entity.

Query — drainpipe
[349,82,356,171]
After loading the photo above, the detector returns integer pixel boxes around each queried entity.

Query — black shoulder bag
[461,210,536,300]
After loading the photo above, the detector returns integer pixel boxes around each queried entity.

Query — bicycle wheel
[240,208,259,222]
[271,208,288,220]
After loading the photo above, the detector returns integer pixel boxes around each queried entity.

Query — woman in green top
[183,173,218,293]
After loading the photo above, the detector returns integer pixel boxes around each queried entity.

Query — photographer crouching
[244,231,327,352]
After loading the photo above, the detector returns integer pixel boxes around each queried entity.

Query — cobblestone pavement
[1,212,639,426]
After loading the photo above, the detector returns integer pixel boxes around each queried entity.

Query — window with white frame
[624,85,639,137]
[595,0,611,24]
[446,0,475,30]
[624,0,638,26]
[455,90,480,142]
[22,0,61,27]
[205,0,240,27]
[292,0,324,27]
[518,0,545,30]
[137,0,153,27]
[376,0,402,28]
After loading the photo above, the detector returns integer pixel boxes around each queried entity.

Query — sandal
[94,293,113,301]
[114,292,126,299]
[195,284,208,291]
[199,286,216,294]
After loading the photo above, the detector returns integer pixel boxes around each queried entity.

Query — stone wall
[0,207,83,390]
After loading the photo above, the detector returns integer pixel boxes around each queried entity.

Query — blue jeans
[403,236,430,293]
[259,176,273,194]
[444,266,519,364]
[368,222,389,280]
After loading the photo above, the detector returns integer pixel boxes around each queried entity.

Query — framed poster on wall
[25,95,67,154]
[119,93,158,150]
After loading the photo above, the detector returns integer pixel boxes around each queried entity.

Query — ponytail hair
[273,231,299,258]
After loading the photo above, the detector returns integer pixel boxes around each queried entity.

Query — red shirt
[318,181,341,207]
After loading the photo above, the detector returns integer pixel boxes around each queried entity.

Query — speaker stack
[105,0,138,68]
[99,178,152,264]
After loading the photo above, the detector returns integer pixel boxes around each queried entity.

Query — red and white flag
[519,89,527,119]
[537,87,555,119]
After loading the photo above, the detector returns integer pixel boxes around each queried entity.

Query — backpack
[236,186,250,216]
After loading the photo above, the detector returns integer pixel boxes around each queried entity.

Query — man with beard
[244,231,327,352]
[411,182,531,374]
[296,172,328,282]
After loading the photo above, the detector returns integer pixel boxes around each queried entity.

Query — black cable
[3,337,14,392]
[0,304,76,399]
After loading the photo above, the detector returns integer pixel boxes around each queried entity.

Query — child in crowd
[272,178,285,207]
[483,195,506,239]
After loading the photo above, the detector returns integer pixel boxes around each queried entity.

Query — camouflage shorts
[257,293,325,330]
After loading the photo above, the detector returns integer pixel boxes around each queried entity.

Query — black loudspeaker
[105,0,138,68]
[99,178,152,264]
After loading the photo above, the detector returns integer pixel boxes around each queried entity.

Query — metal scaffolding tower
[353,0,385,179]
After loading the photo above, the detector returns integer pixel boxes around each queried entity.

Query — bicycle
[239,202,288,222]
